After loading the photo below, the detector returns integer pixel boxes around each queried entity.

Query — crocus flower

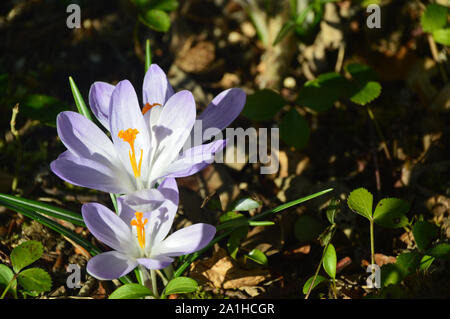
[89,64,246,145]
[50,69,235,193]
[82,178,216,280]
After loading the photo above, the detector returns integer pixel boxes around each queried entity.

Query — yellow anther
[142,102,161,115]
[118,128,143,178]
[130,212,148,249]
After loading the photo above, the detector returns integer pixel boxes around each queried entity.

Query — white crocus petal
[109,80,151,189]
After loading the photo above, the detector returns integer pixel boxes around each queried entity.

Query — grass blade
[0,193,84,227]
[69,76,93,121]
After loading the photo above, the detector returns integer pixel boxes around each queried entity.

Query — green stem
[370,218,375,268]
[150,269,159,298]
[0,275,17,299]
[156,270,168,286]
[366,106,391,161]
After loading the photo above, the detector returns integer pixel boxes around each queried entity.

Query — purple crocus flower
[89,64,246,146]
[50,65,245,193]
[82,178,216,280]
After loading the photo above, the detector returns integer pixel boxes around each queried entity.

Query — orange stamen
[118,128,143,178]
[130,212,148,249]
[142,102,161,115]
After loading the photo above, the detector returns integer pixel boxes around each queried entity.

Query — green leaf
[20,94,67,126]
[0,193,84,227]
[302,275,328,295]
[419,255,435,271]
[412,221,439,251]
[219,211,245,223]
[323,244,337,279]
[246,249,268,266]
[108,283,152,299]
[0,265,15,289]
[347,188,373,220]
[380,263,403,287]
[297,73,347,112]
[248,220,275,227]
[294,215,323,243]
[279,108,309,150]
[345,63,377,83]
[69,76,92,121]
[427,243,450,260]
[230,198,261,211]
[150,0,179,11]
[17,268,52,293]
[433,28,450,46]
[395,251,421,277]
[164,277,198,295]
[373,197,410,229]
[421,4,448,33]
[11,241,43,273]
[217,211,248,231]
[139,9,171,32]
[325,198,340,224]
[241,89,286,121]
[227,226,249,259]
[349,81,381,106]
[273,19,297,46]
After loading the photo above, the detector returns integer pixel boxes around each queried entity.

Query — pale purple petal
[56,111,118,161]
[109,80,151,180]
[142,64,174,106]
[149,91,196,183]
[136,256,174,270]
[87,251,137,280]
[88,82,115,130]
[82,203,137,254]
[163,139,226,178]
[51,151,135,194]
[153,223,216,257]
[197,88,246,136]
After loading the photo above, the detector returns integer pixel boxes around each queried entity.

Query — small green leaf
[427,243,450,260]
[412,221,439,251]
[139,9,171,32]
[373,197,410,229]
[217,211,248,231]
[69,76,93,121]
[230,198,261,211]
[108,283,152,299]
[345,63,377,83]
[433,28,450,46]
[0,265,15,289]
[421,4,448,33]
[227,226,249,259]
[150,0,179,11]
[419,255,435,271]
[380,263,403,287]
[273,19,297,46]
[17,268,51,293]
[302,275,328,295]
[241,89,286,121]
[347,188,373,220]
[395,251,421,276]
[323,244,337,279]
[325,198,340,224]
[349,81,381,106]
[297,73,347,112]
[246,249,268,266]
[11,241,43,273]
[248,220,275,227]
[279,108,309,150]
[294,215,323,243]
[164,277,198,295]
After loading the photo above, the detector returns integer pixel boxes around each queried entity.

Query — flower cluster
[52,64,245,280]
